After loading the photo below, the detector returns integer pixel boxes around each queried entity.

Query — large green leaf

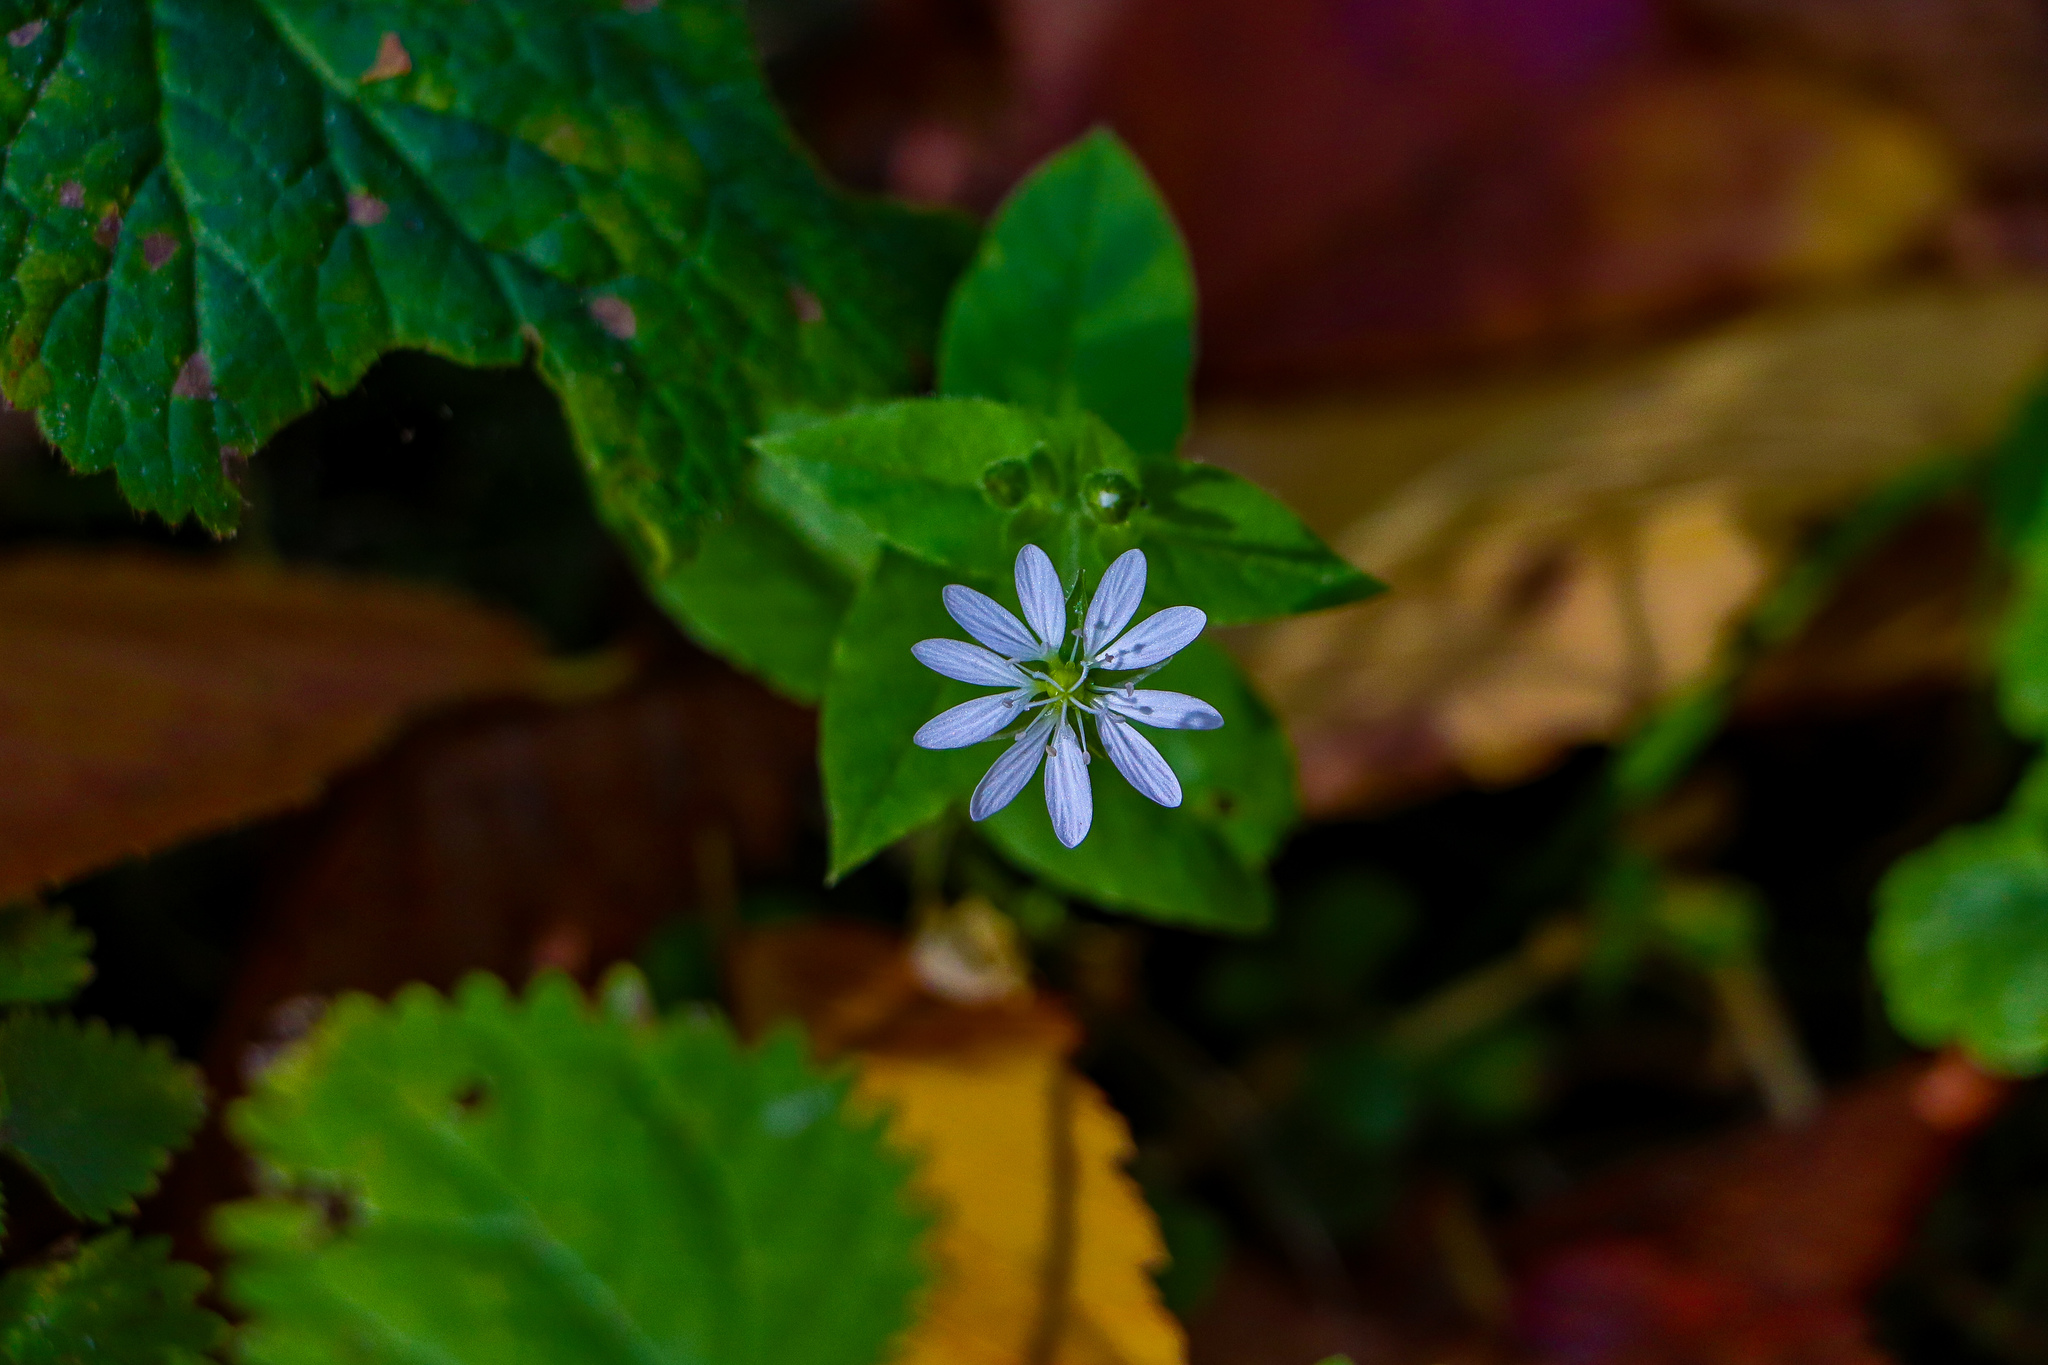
[0,0,967,543]
[937,128,1193,457]
[0,1231,224,1365]
[0,1012,205,1221]
[757,397,1380,625]
[981,640,1289,931]
[0,903,92,1005]
[219,972,927,1365]
[1873,816,2048,1073]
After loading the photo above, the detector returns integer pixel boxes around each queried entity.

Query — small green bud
[1082,470,1140,524]
[981,458,1031,508]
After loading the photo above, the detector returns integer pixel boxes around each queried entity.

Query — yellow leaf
[859,1034,1185,1365]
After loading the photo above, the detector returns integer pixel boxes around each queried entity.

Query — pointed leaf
[0,1232,224,1365]
[220,973,926,1365]
[0,1012,205,1221]
[938,128,1195,457]
[0,0,968,547]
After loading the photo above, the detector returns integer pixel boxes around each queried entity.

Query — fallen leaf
[860,1026,1184,1365]
[0,550,546,901]
[1202,284,2048,814]
[726,919,1187,1365]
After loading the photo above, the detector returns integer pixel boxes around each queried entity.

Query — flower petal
[914,689,1033,749]
[1014,544,1068,650]
[944,584,1042,659]
[912,638,1032,687]
[970,712,1055,821]
[1098,713,1182,807]
[1096,605,1207,670]
[1082,548,1147,657]
[1099,688,1224,731]
[1044,713,1094,848]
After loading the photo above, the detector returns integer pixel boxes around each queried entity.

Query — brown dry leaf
[0,549,548,900]
[1199,283,2048,815]
[726,919,1186,1365]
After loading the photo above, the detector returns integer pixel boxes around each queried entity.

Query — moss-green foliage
[0,1232,224,1365]
[0,903,93,1004]
[0,1010,206,1221]
[220,972,928,1365]
[0,0,966,545]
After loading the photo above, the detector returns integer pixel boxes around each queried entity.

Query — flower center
[1041,658,1090,705]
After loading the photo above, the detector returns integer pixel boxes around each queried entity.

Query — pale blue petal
[1098,713,1182,807]
[1095,605,1206,671]
[1044,714,1094,848]
[970,712,1055,821]
[1082,549,1147,657]
[1014,544,1068,650]
[912,638,1032,687]
[944,584,1042,659]
[1099,688,1224,731]
[914,689,1033,749]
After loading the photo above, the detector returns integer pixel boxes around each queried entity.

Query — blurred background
[14,1,2048,1361]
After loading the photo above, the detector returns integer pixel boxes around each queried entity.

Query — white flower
[911,544,1223,848]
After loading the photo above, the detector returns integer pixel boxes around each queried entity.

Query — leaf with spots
[219,972,929,1365]
[0,0,969,550]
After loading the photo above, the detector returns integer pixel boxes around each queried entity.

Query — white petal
[1096,605,1207,670]
[1014,544,1068,650]
[914,689,1033,749]
[970,712,1055,821]
[1099,688,1224,731]
[1082,548,1147,657]
[944,585,1042,659]
[912,638,1031,687]
[1098,713,1182,807]
[1044,714,1094,848]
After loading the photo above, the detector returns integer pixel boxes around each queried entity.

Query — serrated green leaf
[0,904,92,1005]
[220,973,927,1365]
[981,640,1287,931]
[0,1231,224,1365]
[1873,816,2048,1073]
[938,128,1193,457]
[757,397,1380,625]
[822,548,996,878]
[0,0,968,545]
[0,1012,204,1221]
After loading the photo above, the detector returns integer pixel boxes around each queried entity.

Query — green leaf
[0,904,92,1005]
[938,128,1193,457]
[220,972,926,1365]
[822,548,996,878]
[0,1012,205,1221]
[0,1231,224,1365]
[2001,540,2048,739]
[983,640,1290,931]
[0,0,968,545]
[1873,816,2048,1073]
[757,397,1380,625]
